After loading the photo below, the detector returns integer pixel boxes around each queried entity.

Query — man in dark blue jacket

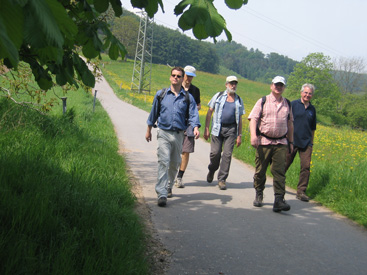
[146,67,200,207]
[285,83,317,202]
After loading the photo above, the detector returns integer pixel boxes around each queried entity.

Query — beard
[226,87,236,94]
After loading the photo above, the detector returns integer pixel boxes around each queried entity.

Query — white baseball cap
[184,65,196,77]
[272,76,286,85]
[226,76,238,83]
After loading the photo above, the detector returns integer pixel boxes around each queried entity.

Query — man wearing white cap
[174,65,201,188]
[248,76,294,212]
[204,76,245,190]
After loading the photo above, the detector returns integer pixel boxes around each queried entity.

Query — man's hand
[145,126,152,142]
[250,135,259,148]
[203,127,210,140]
[194,127,200,139]
[236,136,242,147]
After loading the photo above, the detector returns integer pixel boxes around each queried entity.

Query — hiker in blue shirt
[146,67,200,207]
[285,83,316,202]
[204,76,245,191]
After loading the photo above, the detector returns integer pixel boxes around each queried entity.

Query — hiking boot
[273,195,291,212]
[296,192,310,202]
[157,197,167,207]
[253,191,263,207]
[207,170,215,183]
[167,188,172,198]
[218,181,227,190]
[174,177,184,188]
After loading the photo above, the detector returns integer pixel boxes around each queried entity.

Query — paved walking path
[94,76,367,275]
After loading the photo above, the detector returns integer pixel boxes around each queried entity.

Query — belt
[221,123,236,127]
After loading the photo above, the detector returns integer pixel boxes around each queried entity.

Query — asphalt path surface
[94,76,367,275]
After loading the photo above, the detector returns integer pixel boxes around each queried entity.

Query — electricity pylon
[131,11,154,93]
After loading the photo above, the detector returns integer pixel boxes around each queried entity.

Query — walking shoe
[296,192,310,202]
[167,188,172,198]
[174,177,184,188]
[253,191,263,207]
[207,170,214,183]
[218,181,227,190]
[273,196,291,212]
[157,197,167,207]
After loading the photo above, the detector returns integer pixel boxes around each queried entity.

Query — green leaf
[34,46,63,65]
[109,0,123,17]
[108,43,119,60]
[0,0,24,49]
[130,0,149,9]
[45,0,78,41]
[178,12,195,30]
[144,0,159,18]
[82,40,99,59]
[223,27,232,42]
[24,0,64,48]
[94,0,109,13]
[204,3,225,37]
[174,0,193,15]
[225,0,244,10]
[73,54,95,87]
[193,24,208,40]
[0,18,19,67]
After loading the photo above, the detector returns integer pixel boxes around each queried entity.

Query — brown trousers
[285,146,313,194]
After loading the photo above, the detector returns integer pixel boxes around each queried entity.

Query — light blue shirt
[147,87,201,131]
[208,91,245,136]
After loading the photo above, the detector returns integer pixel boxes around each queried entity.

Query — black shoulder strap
[184,90,190,124]
[157,88,168,117]
[260,96,266,118]
[216,91,224,100]
[256,96,267,136]
[285,98,291,120]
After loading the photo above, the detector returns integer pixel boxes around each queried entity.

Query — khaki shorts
[182,135,195,153]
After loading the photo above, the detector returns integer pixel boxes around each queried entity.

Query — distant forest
[110,10,298,83]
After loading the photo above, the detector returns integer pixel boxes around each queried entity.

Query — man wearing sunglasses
[146,67,200,207]
[248,76,294,212]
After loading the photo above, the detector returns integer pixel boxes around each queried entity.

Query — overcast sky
[121,0,367,63]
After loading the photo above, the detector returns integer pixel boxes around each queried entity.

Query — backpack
[153,88,190,128]
[256,96,291,139]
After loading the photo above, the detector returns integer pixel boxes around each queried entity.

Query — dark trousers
[208,125,237,181]
[253,145,287,196]
[285,146,313,194]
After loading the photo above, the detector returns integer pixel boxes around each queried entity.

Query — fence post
[61,97,67,114]
[93,90,97,112]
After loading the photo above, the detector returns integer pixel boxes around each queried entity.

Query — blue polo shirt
[292,99,316,149]
[147,87,201,131]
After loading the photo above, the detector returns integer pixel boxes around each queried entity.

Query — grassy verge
[0,88,150,274]
[101,56,367,228]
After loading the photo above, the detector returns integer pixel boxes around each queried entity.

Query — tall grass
[102,56,367,227]
[0,88,150,274]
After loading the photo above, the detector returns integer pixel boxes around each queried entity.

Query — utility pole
[131,11,154,94]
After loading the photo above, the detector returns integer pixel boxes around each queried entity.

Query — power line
[243,7,345,57]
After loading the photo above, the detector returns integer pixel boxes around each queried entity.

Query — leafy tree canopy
[0,0,248,91]
[287,52,340,115]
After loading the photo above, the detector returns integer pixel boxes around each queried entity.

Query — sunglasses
[171,74,182,78]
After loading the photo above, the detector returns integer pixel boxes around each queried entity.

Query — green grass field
[102,56,367,228]
[0,86,151,274]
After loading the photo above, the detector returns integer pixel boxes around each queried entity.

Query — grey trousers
[208,125,237,182]
[156,129,184,198]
